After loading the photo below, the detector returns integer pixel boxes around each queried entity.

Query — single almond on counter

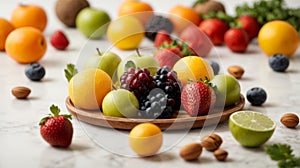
[280,113,299,128]
[227,65,244,79]
[12,86,31,99]
[179,143,202,161]
[201,133,223,151]
[214,149,228,161]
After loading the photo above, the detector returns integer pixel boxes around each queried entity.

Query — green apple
[102,89,139,118]
[76,7,111,39]
[117,50,159,83]
[84,49,121,78]
[211,74,241,106]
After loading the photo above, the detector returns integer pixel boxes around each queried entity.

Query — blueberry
[207,60,220,75]
[25,62,45,81]
[269,54,289,72]
[246,87,267,106]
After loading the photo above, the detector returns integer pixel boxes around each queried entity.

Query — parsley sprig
[264,144,300,168]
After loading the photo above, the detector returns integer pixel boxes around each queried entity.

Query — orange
[5,27,47,64]
[129,123,163,156]
[118,0,153,26]
[168,5,201,35]
[68,69,113,110]
[11,4,47,32]
[0,18,14,51]
[258,20,299,57]
[173,56,214,86]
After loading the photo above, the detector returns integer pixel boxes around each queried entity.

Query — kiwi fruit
[55,0,90,27]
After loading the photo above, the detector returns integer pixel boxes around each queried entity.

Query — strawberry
[153,47,182,68]
[50,30,69,50]
[224,28,249,53]
[39,104,73,148]
[237,15,260,41]
[154,30,172,48]
[181,80,216,116]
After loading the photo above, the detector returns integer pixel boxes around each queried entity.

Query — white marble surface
[1,0,300,167]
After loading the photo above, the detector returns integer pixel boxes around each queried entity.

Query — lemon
[129,123,163,156]
[229,111,276,147]
[258,20,299,57]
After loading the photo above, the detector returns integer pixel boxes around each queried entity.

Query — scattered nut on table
[179,143,203,161]
[201,133,223,151]
[11,86,31,99]
[227,65,244,79]
[280,113,299,128]
[214,149,228,161]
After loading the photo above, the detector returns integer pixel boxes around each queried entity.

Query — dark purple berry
[246,87,267,106]
[25,62,45,81]
[269,54,289,72]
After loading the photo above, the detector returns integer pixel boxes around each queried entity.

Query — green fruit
[211,74,241,106]
[84,49,121,78]
[117,51,159,83]
[229,111,276,147]
[102,89,139,118]
[76,8,111,39]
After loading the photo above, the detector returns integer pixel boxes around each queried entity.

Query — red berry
[224,28,249,53]
[237,15,260,40]
[154,30,172,48]
[50,30,69,50]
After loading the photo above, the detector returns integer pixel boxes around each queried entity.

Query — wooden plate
[65,95,245,130]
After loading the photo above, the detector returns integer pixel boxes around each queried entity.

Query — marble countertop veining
[0,0,300,168]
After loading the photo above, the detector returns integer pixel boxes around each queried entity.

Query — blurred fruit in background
[0,18,14,51]
[237,15,260,41]
[118,0,154,26]
[107,16,144,50]
[55,0,90,27]
[50,30,69,50]
[192,0,226,17]
[258,20,299,57]
[168,5,201,35]
[76,8,111,39]
[10,4,47,32]
[5,27,47,64]
[224,28,249,53]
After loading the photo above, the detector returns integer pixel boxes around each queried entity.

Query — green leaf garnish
[64,63,78,82]
[39,104,72,126]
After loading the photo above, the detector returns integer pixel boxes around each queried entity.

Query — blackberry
[25,62,46,81]
[139,66,181,119]
[246,87,267,106]
[120,67,156,104]
[145,15,174,41]
[269,53,289,72]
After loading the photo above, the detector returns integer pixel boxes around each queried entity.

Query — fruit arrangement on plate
[64,10,245,130]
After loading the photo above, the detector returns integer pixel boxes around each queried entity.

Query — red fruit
[199,18,229,46]
[154,30,172,48]
[237,15,260,40]
[180,25,213,57]
[181,81,216,116]
[224,28,249,53]
[39,105,73,148]
[153,47,182,68]
[50,30,69,50]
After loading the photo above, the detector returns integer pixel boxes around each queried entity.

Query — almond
[280,113,299,128]
[201,133,223,151]
[12,86,31,99]
[227,65,244,79]
[179,143,202,161]
[214,149,228,161]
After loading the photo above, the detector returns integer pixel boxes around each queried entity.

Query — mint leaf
[64,63,78,82]
[50,104,60,116]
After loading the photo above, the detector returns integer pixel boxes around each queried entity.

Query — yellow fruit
[5,27,47,64]
[129,123,163,156]
[107,16,144,50]
[68,69,112,110]
[173,56,214,86]
[258,20,299,57]
[0,18,14,51]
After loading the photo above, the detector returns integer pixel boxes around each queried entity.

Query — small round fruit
[280,113,299,128]
[129,123,163,156]
[246,87,267,106]
[102,89,139,118]
[11,4,47,31]
[173,56,214,86]
[0,18,14,51]
[107,16,144,50]
[68,69,112,110]
[25,62,46,81]
[207,60,220,75]
[229,111,276,147]
[258,20,299,57]
[269,54,289,72]
[5,27,47,64]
